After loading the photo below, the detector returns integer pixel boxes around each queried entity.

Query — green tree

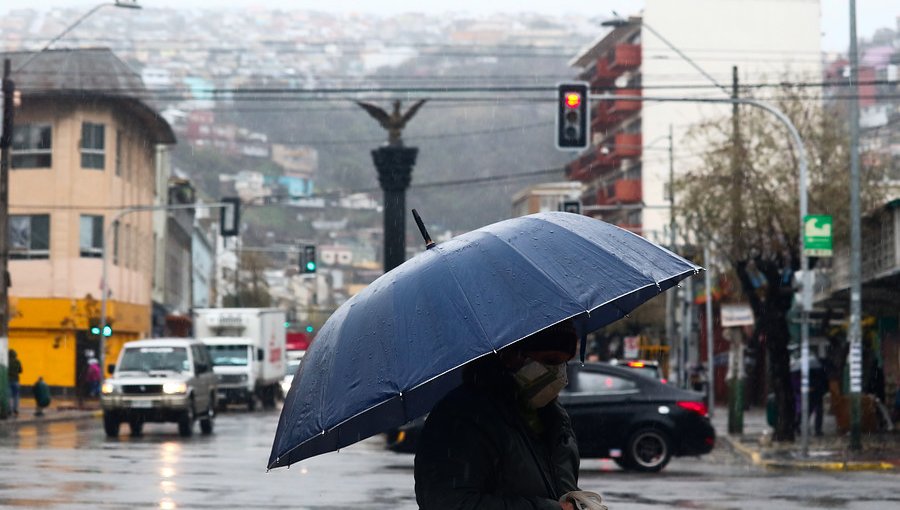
[675,86,884,441]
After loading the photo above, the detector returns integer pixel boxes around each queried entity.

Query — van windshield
[208,345,250,366]
[119,347,190,373]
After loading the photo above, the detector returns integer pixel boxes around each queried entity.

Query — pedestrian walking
[7,349,23,417]
[414,320,606,510]
[85,358,102,398]
[33,376,51,417]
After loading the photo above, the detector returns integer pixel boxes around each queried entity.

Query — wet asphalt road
[1,410,898,509]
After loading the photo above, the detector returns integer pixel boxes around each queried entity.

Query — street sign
[803,215,833,257]
[720,303,754,327]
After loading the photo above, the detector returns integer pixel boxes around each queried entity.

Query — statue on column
[355,100,427,147]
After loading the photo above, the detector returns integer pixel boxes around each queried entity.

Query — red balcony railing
[595,178,642,205]
[608,88,642,115]
[609,43,641,70]
[614,133,642,158]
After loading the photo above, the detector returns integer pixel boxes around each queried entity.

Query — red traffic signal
[556,82,589,150]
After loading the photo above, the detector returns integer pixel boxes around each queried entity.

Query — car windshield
[208,345,250,366]
[118,346,189,373]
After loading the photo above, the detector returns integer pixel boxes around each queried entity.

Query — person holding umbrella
[414,319,604,510]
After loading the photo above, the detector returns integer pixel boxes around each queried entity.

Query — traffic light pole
[98,202,229,378]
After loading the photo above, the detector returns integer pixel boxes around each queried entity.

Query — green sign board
[803,215,833,257]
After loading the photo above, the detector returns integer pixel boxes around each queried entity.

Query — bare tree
[675,85,884,441]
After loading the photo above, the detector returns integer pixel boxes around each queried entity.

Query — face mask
[513,359,568,409]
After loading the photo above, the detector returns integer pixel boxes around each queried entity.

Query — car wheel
[200,399,215,435]
[129,418,144,437]
[625,427,672,472]
[247,393,256,412]
[178,404,194,437]
[103,412,120,438]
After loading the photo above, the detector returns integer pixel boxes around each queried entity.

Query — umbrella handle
[412,209,436,249]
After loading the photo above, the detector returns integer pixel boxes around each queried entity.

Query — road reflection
[159,441,181,509]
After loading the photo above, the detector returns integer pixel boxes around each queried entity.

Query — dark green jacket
[34,379,51,408]
[414,363,580,509]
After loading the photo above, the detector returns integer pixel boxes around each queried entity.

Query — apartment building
[4,48,176,391]
[566,0,821,245]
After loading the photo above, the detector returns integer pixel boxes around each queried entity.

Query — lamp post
[98,202,228,378]
[0,0,141,420]
[13,1,142,73]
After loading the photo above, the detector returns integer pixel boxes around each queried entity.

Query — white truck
[193,308,287,411]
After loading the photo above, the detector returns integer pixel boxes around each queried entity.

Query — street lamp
[13,1,142,73]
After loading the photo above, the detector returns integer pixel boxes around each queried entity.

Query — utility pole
[728,66,744,435]
[0,60,14,419]
[664,124,679,385]
[847,0,863,452]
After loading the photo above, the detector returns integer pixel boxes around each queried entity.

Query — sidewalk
[713,405,900,471]
[0,396,101,429]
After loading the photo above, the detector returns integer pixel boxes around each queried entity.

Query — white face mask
[513,359,568,409]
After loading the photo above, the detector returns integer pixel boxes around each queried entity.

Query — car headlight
[101,382,117,394]
[162,382,188,394]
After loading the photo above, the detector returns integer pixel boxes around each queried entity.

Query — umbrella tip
[412,209,436,249]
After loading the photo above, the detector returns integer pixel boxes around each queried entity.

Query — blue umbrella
[269,212,701,469]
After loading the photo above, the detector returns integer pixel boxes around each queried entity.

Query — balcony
[608,88,642,115]
[614,133,642,158]
[596,179,642,205]
[567,147,618,183]
[609,43,641,71]
[590,57,618,87]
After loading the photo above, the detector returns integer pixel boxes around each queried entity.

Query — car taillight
[677,400,708,417]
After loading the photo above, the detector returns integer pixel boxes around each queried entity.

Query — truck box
[194,308,286,410]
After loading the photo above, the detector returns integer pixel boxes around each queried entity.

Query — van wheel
[103,412,120,437]
[178,404,194,437]
[247,394,256,412]
[200,399,215,435]
[624,428,672,472]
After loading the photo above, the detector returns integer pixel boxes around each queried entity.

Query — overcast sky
[1,0,897,53]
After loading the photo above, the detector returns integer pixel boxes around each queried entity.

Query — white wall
[640,0,822,244]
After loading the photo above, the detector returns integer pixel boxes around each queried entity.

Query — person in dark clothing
[414,320,604,510]
[33,376,51,417]
[7,349,23,416]
[809,361,828,436]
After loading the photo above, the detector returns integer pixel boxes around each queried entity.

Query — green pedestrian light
[306,325,314,333]
[102,325,112,337]
[90,326,101,335]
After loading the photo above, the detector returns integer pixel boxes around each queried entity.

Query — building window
[11,124,52,169]
[81,122,105,169]
[9,214,50,259]
[80,215,104,258]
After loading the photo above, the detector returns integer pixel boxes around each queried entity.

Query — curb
[0,410,101,429]
[721,435,897,471]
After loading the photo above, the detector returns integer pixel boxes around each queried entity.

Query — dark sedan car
[386,361,715,472]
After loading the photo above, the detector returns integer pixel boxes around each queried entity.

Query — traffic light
[301,244,317,273]
[89,325,112,337]
[305,325,314,333]
[556,82,590,150]
[220,197,240,237]
[560,200,582,215]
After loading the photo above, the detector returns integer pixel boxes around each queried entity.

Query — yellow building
[4,48,176,392]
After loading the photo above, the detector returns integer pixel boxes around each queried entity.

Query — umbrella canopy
[269,212,701,469]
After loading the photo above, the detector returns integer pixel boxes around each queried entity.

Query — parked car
[386,361,714,472]
[280,356,303,397]
[100,338,218,438]
[609,359,664,381]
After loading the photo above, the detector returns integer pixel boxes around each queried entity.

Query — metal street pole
[663,125,680,385]
[704,247,715,417]
[98,202,227,378]
[0,60,14,419]
[847,0,863,452]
